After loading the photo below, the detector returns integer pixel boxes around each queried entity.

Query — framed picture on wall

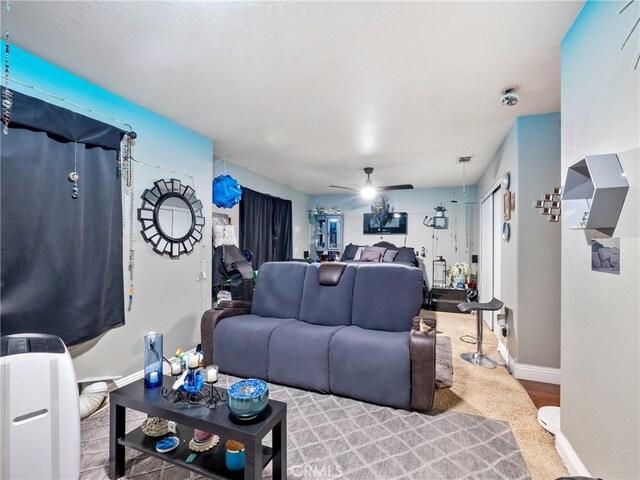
[503,191,511,221]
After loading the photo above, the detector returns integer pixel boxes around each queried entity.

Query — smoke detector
[500,87,519,107]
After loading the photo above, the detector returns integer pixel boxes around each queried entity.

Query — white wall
[560,1,639,477]
[8,46,214,380]
[309,186,478,283]
[212,160,310,259]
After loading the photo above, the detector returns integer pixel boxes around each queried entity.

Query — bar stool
[457,297,504,368]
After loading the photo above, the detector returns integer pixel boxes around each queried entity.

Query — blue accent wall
[3,44,214,380]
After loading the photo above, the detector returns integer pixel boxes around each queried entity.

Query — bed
[340,241,430,305]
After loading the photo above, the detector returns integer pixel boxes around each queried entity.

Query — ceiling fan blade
[328,185,357,191]
[379,184,414,191]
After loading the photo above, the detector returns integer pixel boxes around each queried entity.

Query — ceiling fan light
[361,184,376,199]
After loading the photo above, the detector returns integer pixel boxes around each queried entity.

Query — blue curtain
[1,89,125,346]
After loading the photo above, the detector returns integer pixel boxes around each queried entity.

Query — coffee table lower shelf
[118,426,273,480]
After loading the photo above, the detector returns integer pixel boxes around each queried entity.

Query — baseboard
[497,340,561,385]
[513,362,561,385]
[497,340,516,371]
[114,369,144,389]
[556,430,591,476]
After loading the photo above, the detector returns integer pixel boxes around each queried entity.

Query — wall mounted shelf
[562,153,628,230]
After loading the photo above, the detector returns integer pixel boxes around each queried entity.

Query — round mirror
[138,178,205,258]
[156,195,194,240]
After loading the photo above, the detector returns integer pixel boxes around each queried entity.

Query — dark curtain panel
[239,187,292,269]
[1,89,125,346]
[272,198,293,262]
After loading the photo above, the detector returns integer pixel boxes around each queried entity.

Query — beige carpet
[428,310,567,480]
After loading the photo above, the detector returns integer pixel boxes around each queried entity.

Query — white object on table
[149,371,159,383]
[170,359,182,375]
[206,365,218,383]
[188,353,199,369]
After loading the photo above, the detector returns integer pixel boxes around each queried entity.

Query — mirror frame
[137,178,205,258]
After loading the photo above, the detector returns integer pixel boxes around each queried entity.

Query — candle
[188,353,199,369]
[206,365,218,383]
[149,371,159,384]
[171,359,182,375]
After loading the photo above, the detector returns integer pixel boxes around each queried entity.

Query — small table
[109,377,287,480]
[430,287,469,313]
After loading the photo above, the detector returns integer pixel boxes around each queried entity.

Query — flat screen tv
[363,212,408,235]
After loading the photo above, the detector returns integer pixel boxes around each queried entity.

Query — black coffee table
[109,377,286,480]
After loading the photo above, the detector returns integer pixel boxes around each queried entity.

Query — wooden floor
[519,379,560,409]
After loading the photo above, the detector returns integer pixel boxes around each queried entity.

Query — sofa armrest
[218,300,252,310]
[200,305,251,365]
[410,316,437,411]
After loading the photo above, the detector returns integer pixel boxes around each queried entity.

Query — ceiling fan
[329,167,414,199]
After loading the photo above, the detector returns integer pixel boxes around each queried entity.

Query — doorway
[480,187,502,331]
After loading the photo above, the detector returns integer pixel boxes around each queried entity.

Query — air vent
[458,156,472,163]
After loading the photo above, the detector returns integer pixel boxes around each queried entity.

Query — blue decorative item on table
[155,436,179,453]
[225,440,245,470]
[227,379,269,419]
[144,332,163,389]
[183,369,205,394]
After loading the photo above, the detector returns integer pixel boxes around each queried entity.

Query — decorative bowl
[227,379,269,419]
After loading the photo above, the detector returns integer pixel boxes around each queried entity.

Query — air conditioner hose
[78,381,108,419]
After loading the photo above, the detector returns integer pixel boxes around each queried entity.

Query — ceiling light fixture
[458,156,472,197]
[361,167,377,199]
[500,86,519,107]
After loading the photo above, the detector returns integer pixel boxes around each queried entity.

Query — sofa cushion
[329,327,411,409]
[299,264,356,327]
[251,262,308,319]
[351,264,422,332]
[213,314,295,379]
[268,322,345,392]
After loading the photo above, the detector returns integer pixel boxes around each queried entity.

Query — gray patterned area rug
[80,374,530,480]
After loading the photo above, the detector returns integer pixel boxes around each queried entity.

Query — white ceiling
[8,1,583,195]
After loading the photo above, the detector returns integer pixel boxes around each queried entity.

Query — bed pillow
[342,243,360,260]
[360,249,382,262]
[394,247,416,265]
[382,249,399,263]
[365,245,387,259]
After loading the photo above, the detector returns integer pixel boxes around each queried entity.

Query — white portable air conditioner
[0,334,80,479]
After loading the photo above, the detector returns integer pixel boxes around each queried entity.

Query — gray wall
[478,113,561,369]
[560,1,639,477]
[309,185,479,282]
[212,160,310,258]
[517,113,561,368]
[478,122,520,361]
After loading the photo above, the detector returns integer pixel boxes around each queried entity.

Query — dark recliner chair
[201,261,438,411]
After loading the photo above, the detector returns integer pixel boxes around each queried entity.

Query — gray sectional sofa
[200,261,437,411]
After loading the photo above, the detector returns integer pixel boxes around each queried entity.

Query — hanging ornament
[213,174,242,208]
[69,142,79,199]
[120,132,137,306]
[371,194,393,227]
[2,2,13,135]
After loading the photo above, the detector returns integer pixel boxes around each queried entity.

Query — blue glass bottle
[144,332,163,388]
